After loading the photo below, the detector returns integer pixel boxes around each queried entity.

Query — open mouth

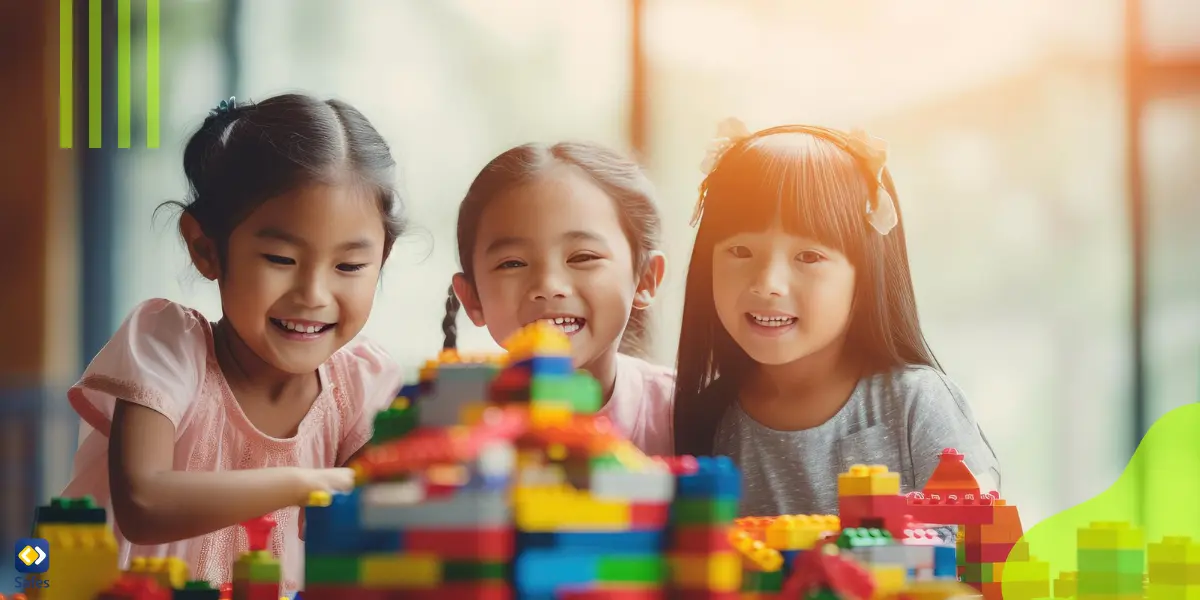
[746,313,797,329]
[540,316,586,336]
[270,318,336,338]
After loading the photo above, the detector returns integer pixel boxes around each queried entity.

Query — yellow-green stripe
[59,0,73,148]
[117,0,130,148]
[88,0,101,148]
[146,0,160,148]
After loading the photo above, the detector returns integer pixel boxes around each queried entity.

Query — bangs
[698,133,871,253]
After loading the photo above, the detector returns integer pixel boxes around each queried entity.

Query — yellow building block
[1055,571,1078,598]
[1147,584,1200,600]
[514,485,631,531]
[870,566,907,599]
[1078,522,1145,550]
[889,581,982,600]
[128,556,189,589]
[1149,537,1200,565]
[764,515,841,551]
[360,553,442,588]
[28,525,120,600]
[529,401,573,427]
[730,529,783,572]
[668,552,741,592]
[838,465,901,496]
[503,321,571,359]
[1003,559,1051,583]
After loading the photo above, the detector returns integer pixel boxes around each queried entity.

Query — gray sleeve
[902,368,1002,495]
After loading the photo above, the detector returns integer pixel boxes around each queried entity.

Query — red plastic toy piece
[241,514,276,552]
[783,543,876,600]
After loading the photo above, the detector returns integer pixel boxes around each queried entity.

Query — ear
[180,212,221,280]
[632,251,667,310]
[451,272,487,327]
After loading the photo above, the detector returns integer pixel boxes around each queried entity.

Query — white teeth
[542,317,582,334]
[277,319,329,334]
[750,313,796,327]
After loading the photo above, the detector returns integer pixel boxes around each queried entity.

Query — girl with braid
[445,142,675,456]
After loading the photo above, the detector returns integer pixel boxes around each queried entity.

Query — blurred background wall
[1,0,1197,585]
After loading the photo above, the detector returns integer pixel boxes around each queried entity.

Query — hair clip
[211,96,238,117]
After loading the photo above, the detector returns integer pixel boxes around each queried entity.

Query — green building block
[1077,548,1145,574]
[305,556,361,585]
[671,498,739,525]
[530,373,600,413]
[961,562,995,583]
[443,560,506,582]
[371,405,419,444]
[596,555,665,584]
[1077,571,1143,595]
[233,550,282,583]
[836,528,893,548]
[742,569,784,592]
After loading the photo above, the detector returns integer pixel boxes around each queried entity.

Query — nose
[748,255,790,298]
[295,267,333,308]
[528,264,571,301]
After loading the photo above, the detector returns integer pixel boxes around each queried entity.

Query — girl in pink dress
[61,94,407,593]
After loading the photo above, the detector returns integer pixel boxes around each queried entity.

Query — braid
[442,283,460,350]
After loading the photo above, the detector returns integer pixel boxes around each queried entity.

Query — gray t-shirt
[714,365,1001,517]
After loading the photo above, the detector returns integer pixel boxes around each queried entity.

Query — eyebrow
[254,227,375,251]
[483,230,606,254]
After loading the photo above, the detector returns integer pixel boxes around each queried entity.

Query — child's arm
[109,401,353,545]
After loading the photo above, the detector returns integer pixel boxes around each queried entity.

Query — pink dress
[62,298,402,593]
[596,353,676,457]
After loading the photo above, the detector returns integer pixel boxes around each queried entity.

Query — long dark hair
[444,142,662,358]
[163,93,406,269]
[672,126,940,456]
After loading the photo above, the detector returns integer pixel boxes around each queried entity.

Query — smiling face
[455,164,648,370]
[711,226,857,366]
[189,183,387,374]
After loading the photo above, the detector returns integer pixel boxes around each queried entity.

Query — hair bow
[699,117,751,175]
[846,128,898,236]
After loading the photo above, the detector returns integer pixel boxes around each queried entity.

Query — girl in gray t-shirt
[671,121,1000,517]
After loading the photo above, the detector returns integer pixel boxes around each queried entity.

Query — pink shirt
[61,299,401,593]
[596,353,676,457]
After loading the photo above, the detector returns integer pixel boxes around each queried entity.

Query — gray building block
[360,489,511,528]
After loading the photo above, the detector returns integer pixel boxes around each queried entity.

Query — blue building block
[304,490,401,555]
[676,456,741,499]
[514,355,574,377]
[513,550,600,598]
[517,530,665,552]
[398,383,421,401]
[933,545,957,577]
[781,549,802,573]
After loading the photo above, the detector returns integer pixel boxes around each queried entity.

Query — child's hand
[300,467,356,495]
[296,467,355,541]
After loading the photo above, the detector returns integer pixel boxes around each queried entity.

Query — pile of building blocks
[24,321,1200,600]
[1050,523,1200,600]
[25,496,289,600]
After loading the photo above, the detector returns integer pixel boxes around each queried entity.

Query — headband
[693,118,899,236]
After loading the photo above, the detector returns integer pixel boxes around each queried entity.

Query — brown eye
[797,251,824,264]
[727,246,752,258]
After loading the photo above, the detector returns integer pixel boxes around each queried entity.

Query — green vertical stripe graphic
[59,0,73,148]
[147,0,160,149]
[117,0,130,148]
[88,0,101,148]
